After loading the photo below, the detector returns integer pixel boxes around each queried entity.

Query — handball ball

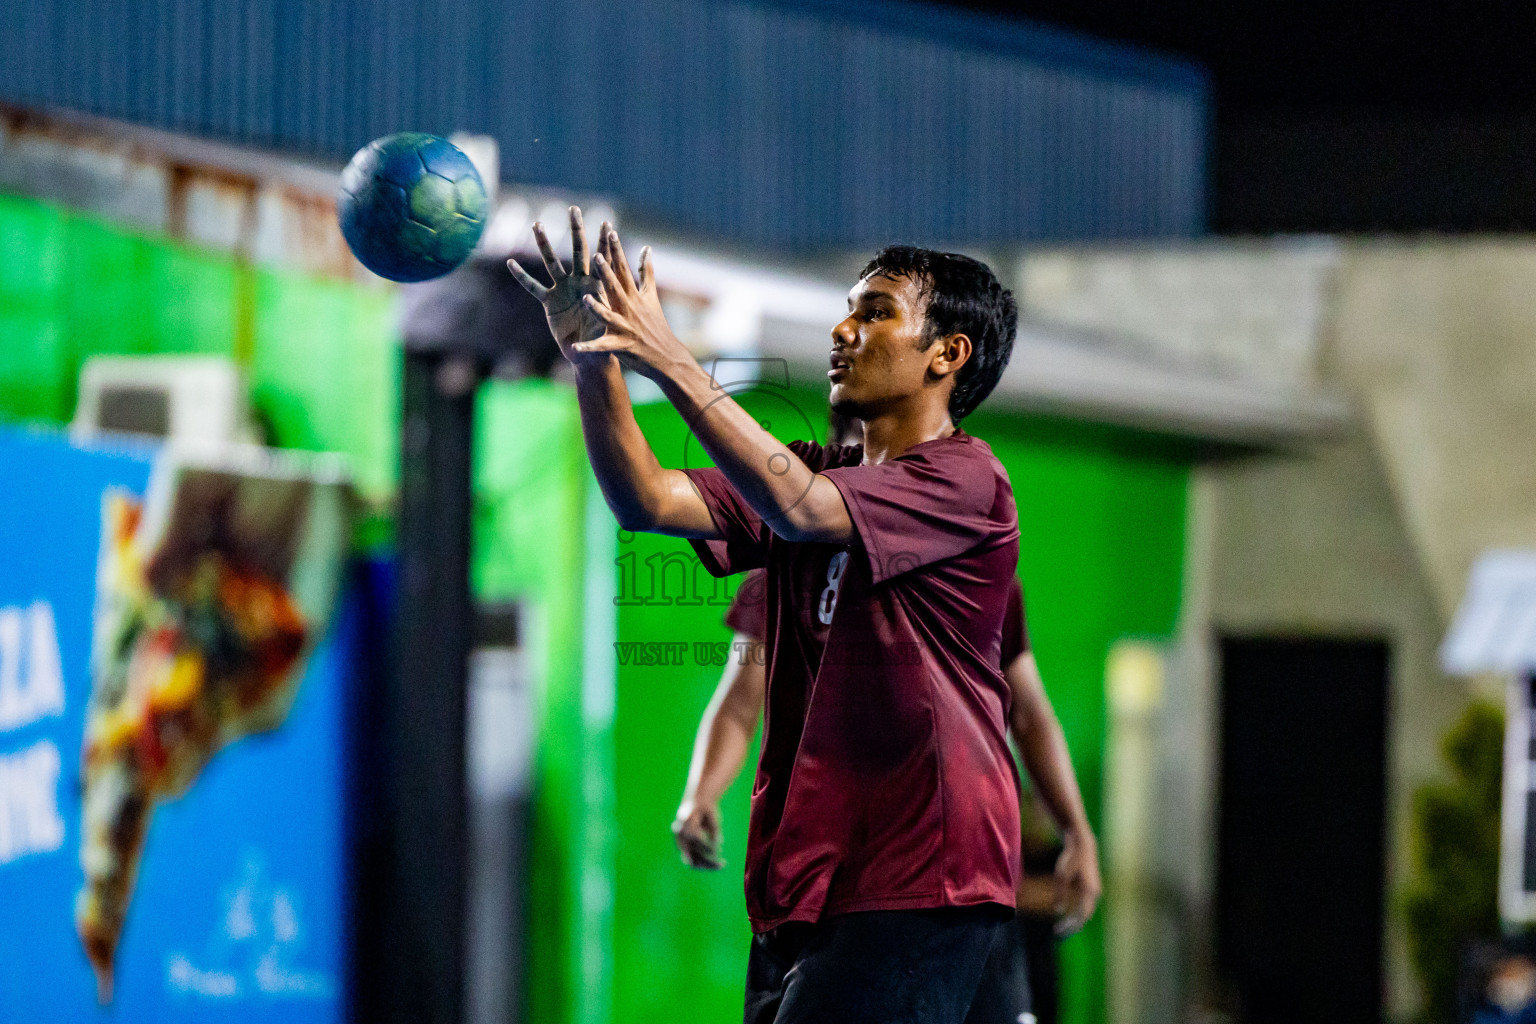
[337,132,488,283]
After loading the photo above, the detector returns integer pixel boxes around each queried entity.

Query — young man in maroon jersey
[511,208,1031,1023]
[675,566,1101,1024]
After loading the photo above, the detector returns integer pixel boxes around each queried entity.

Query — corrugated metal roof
[0,0,1207,249]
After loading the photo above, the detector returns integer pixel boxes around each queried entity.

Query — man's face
[828,273,940,419]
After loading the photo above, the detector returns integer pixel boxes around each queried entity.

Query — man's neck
[859,402,956,465]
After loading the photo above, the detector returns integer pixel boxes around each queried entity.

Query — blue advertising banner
[0,428,351,1023]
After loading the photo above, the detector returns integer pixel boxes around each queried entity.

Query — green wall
[610,399,761,1024]
[476,381,612,1024]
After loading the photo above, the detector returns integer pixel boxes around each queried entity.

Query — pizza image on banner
[73,447,349,1003]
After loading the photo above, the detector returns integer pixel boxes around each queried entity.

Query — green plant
[1403,699,1505,1024]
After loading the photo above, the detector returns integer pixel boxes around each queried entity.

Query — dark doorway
[1215,636,1389,1024]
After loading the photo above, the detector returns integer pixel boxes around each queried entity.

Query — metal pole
[377,350,480,1024]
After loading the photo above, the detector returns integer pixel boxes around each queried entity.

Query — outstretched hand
[507,206,609,366]
[569,225,693,383]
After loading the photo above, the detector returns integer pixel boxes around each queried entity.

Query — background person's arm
[673,636,766,869]
[1006,650,1103,933]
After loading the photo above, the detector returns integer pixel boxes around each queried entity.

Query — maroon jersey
[1000,575,1030,667]
[729,570,1028,666]
[686,431,1022,932]
[724,569,769,639]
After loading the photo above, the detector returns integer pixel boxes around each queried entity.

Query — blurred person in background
[512,209,1038,1023]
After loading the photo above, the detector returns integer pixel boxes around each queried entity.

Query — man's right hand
[507,206,609,365]
[672,800,725,870]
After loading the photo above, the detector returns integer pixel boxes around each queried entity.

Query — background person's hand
[1052,826,1102,936]
[507,206,609,365]
[672,800,724,870]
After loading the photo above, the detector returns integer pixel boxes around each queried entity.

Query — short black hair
[860,246,1017,423]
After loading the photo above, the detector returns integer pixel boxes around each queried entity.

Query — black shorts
[744,905,1010,1024]
[962,916,1036,1024]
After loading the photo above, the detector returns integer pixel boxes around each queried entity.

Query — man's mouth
[828,352,851,382]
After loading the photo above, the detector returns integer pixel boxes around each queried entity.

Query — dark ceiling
[940,1,1536,232]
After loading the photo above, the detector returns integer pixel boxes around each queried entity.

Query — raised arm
[572,355,719,537]
[507,209,716,537]
[1005,650,1102,934]
[573,224,854,545]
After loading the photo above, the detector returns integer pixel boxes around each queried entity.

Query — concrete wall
[1327,241,1536,620]
[1017,236,1536,623]
[1019,240,1340,389]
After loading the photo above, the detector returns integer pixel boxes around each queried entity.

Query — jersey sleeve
[683,441,839,578]
[723,569,768,640]
[683,467,769,577]
[820,438,1014,584]
[1000,576,1031,666]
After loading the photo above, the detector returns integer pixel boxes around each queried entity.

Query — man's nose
[831,316,857,346]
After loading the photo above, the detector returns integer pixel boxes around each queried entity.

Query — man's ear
[929,333,973,379]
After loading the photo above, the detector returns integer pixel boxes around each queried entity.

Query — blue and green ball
[337,132,488,283]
